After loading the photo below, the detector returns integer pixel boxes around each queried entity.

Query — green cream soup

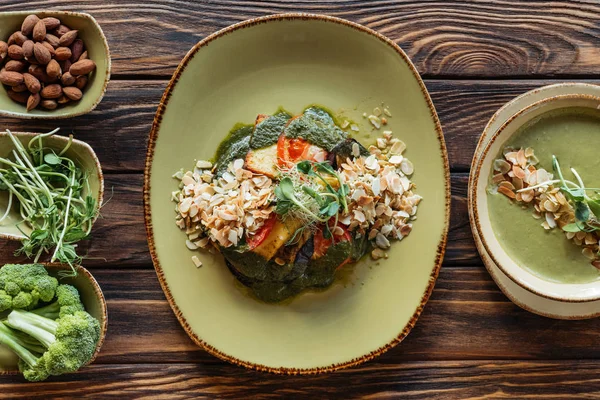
[488,107,600,284]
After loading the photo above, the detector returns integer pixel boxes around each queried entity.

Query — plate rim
[468,82,600,316]
[143,13,450,374]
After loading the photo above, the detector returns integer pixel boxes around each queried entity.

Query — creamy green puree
[488,107,600,284]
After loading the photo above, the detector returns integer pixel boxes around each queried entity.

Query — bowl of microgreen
[472,93,600,302]
[0,129,103,276]
[0,262,107,381]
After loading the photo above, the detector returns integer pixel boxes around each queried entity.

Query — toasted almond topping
[497,185,516,199]
[191,256,203,268]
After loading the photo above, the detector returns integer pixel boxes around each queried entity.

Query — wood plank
[0,1,598,78]
[0,173,478,266]
[49,268,600,365]
[0,81,165,173]
[2,80,597,173]
[2,360,600,398]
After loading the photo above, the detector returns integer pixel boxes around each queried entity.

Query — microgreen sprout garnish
[275,160,349,241]
[518,155,600,233]
[0,129,99,277]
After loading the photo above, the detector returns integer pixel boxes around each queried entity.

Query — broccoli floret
[0,290,11,312]
[0,264,58,310]
[31,284,85,320]
[5,282,19,296]
[0,308,100,382]
[12,292,34,310]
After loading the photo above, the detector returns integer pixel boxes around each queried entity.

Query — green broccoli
[0,264,58,311]
[0,309,100,382]
[32,285,85,320]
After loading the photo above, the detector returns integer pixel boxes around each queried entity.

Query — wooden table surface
[1,1,600,398]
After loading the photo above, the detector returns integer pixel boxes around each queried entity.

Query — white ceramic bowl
[472,93,600,302]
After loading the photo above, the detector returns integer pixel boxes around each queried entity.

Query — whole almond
[33,42,51,64]
[75,75,88,90]
[12,83,28,93]
[78,50,88,61]
[41,99,57,110]
[57,95,71,105]
[22,40,34,58]
[21,14,40,36]
[27,93,41,111]
[58,30,78,47]
[45,34,60,48]
[54,25,71,37]
[41,41,55,56]
[7,89,29,104]
[28,64,46,81]
[46,59,61,80]
[42,17,61,30]
[61,71,75,86]
[70,39,84,62]
[13,32,28,46]
[60,59,72,74]
[40,84,62,99]
[63,86,82,101]
[0,70,24,86]
[33,20,47,42]
[23,73,41,93]
[70,59,96,76]
[8,45,24,60]
[5,60,27,72]
[54,46,72,61]
[0,41,7,61]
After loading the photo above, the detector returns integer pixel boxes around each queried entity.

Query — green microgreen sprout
[275,160,350,242]
[517,155,600,234]
[0,129,99,277]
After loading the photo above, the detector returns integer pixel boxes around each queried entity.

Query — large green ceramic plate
[145,14,449,373]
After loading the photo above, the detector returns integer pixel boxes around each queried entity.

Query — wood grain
[0,1,599,395]
[2,267,600,396]
[3,80,597,173]
[41,268,600,365]
[0,1,598,78]
[3,360,600,399]
[0,173,477,267]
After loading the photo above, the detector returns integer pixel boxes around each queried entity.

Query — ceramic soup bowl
[0,131,104,241]
[0,263,108,374]
[472,94,600,302]
[0,11,111,119]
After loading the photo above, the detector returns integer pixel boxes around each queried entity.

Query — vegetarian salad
[173,106,422,302]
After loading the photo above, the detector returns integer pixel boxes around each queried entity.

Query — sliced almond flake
[368,115,381,129]
[545,213,557,229]
[186,240,199,250]
[191,256,203,268]
[389,155,403,164]
[352,142,360,157]
[583,247,596,260]
[517,149,527,168]
[233,158,244,171]
[497,186,516,199]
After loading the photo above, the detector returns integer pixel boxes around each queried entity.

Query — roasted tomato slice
[277,134,328,166]
[312,225,352,259]
[246,214,277,250]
